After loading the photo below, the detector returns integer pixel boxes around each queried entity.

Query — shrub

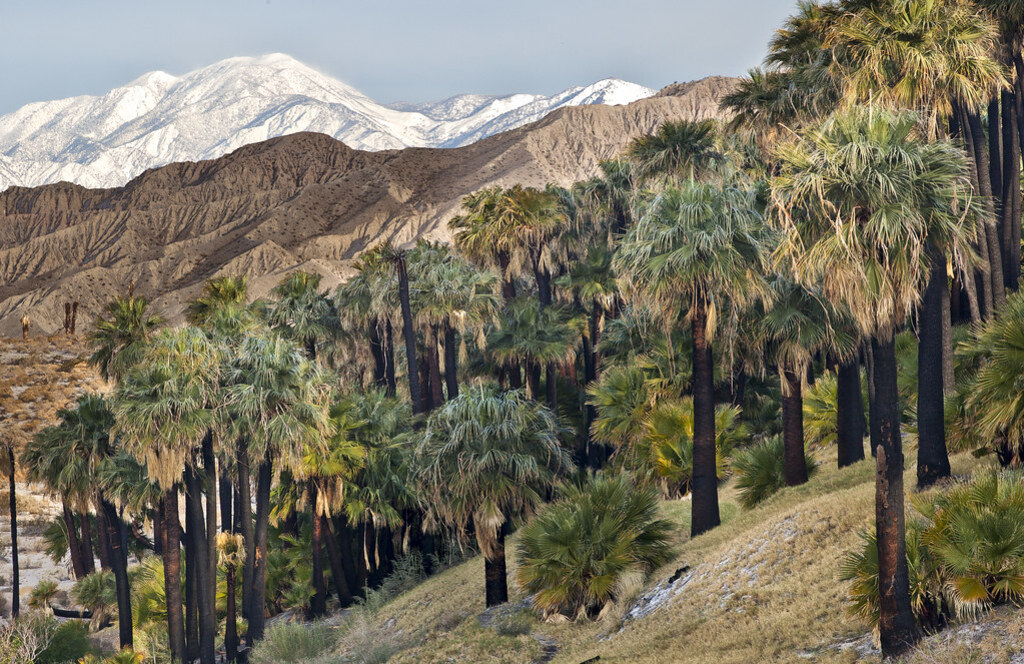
[732,436,817,509]
[249,621,339,664]
[645,398,746,497]
[516,474,674,619]
[0,612,59,664]
[29,580,58,610]
[72,570,116,631]
[841,471,1024,634]
[359,553,427,614]
[336,611,410,664]
[36,620,92,664]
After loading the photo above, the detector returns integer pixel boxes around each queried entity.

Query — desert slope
[0,77,734,336]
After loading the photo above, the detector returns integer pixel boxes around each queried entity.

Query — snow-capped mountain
[0,54,655,190]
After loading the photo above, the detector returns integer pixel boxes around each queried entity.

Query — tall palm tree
[0,431,23,619]
[615,180,770,536]
[758,277,853,485]
[297,394,366,616]
[626,119,724,183]
[114,327,222,663]
[89,296,165,383]
[486,297,578,408]
[415,386,573,606]
[267,272,341,363]
[28,395,133,649]
[771,105,976,657]
[221,332,328,645]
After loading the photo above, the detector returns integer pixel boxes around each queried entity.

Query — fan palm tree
[297,394,367,616]
[220,332,329,645]
[89,296,164,383]
[25,395,133,649]
[337,246,399,393]
[626,119,724,183]
[615,179,770,536]
[266,272,341,364]
[757,277,854,485]
[415,386,573,606]
[114,327,222,663]
[771,105,976,657]
[486,297,578,408]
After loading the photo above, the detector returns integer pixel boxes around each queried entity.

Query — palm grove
[8,0,1024,661]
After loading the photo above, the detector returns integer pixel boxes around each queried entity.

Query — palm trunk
[309,488,327,618]
[864,344,878,459]
[323,516,353,606]
[989,98,1003,202]
[95,498,112,572]
[184,479,198,662]
[966,108,1006,309]
[101,498,132,649]
[185,462,215,664]
[8,450,18,619]
[247,453,273,646]
[781,367,808,486]
[79,511,95,576]
[443,324,459,400]
[690,295,720,537]
[836,360,866,468]
[483,529,508,607]
[62,504,87,580]
[225,564,238,663]
[201,434,218,664]
[370,316,387,389]
[545,364,558,412]
[870,336,921,657]
[384,319,397,396]
[427,325,445,409]
[163,487,187,664]
[917,246,952,488]
[396,253,424,414]
[1006,85,1023,291]
[237,437,254,626]
[941,287,954,395]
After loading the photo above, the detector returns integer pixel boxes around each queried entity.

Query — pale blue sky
[2,0,799,113]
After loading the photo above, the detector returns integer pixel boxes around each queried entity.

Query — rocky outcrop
[0,78,735,335]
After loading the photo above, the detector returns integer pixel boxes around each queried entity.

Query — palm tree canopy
[771,105,977,340]
[614,179,771,339]
[266,271,341,358]
[626,119,725,182]
[89,296,165,383]
[113,326,222,488]
[415,386,574,556]
[221,331,330,470]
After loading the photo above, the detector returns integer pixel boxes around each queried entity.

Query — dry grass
[367,450,1017,663]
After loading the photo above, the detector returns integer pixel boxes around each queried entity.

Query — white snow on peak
[0,55,656,191]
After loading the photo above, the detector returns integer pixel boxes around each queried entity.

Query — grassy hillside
[337,450,1023,664]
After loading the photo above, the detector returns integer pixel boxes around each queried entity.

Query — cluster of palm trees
[6,1,1024,661]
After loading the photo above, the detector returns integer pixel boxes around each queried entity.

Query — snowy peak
[0,54,656,190]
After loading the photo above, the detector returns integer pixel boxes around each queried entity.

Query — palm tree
[757,277,853,486]
[297,394,366,616]
[486,297,578,408]
[114,327,222,663]
[415,386,573,606]
[0,431,23,619]
[615,180,769,536]
[771,105,976,657]
[27,395,133,649]
[626,119,724,183]
[337,247,399,393]
[221,332,328,645]
[89,296,164,383]
[266,272,341,363]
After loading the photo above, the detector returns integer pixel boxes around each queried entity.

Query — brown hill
[0,77,736,336]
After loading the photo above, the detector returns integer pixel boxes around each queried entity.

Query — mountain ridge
[0,54,656,191]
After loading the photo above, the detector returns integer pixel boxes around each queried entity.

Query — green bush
[732,436,817,509]
[29,580,58,610]
[841,471,1024,633]
[36,620,92,664]
[73,569,116,631]
[516,474,674,619]
[249,621,339,664]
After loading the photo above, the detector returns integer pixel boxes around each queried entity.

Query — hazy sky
[1,0,799,113]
